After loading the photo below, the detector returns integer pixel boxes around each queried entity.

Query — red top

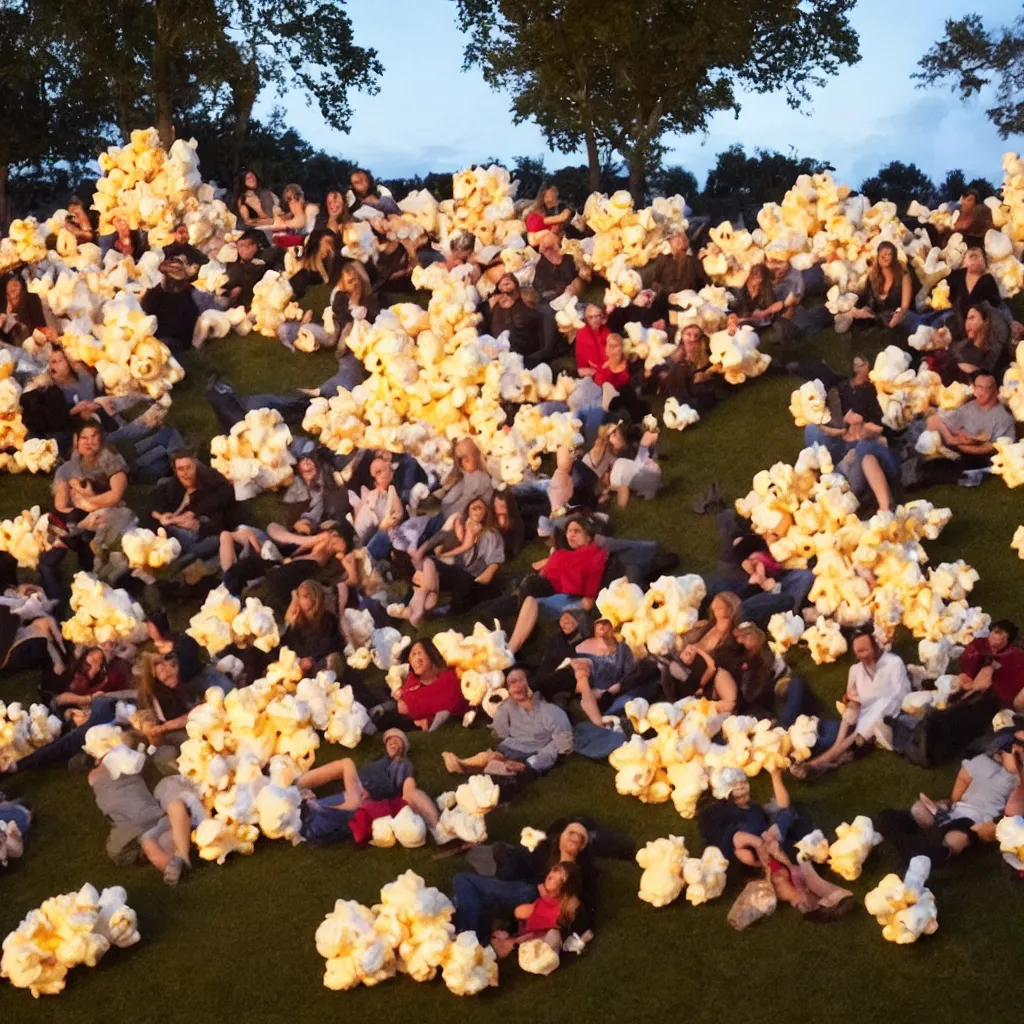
[522,893,561,935]
[525,212,546,235]
[69,657,132,696]
[397,667,468,721]
[575,325,609,374]
[959,639,1024,709]
[594,364,630,389]
[542,544,608,599]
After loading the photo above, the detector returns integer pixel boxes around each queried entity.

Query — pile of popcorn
[0,506,54,568]
[426,621,516,719]
[120,527,182,570]
[736,446,989,660]
[0,701,62,771]
[177,647,370,864]
[209,407,296,500]
[436,165,524,249]
[608,697,819,818]
[60,572,148,647]
[635,835,729,908]
[864,855,938,944]
[0,356,59,475]
[1,884,140,997]
[315,870,498,995]
[595,574,707,657]
[795,815,884,881]
[186,586,281,656]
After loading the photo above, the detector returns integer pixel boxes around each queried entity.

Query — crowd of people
[2,166,1023,972]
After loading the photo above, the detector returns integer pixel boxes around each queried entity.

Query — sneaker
[957,468,986,488]
[428,711,451,733]
[163,855,187,886]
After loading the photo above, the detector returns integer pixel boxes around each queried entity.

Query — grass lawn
[1,302,1023,1024]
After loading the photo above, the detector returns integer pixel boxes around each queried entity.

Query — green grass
[2,313,1023,1024]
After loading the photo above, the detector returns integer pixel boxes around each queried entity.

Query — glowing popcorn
[662,397,700,431]
[0,701,62,770]
[210,407,296,501]
[316,899,396,991]
[864,856,938,944]
[1012,526,1024,560]
[990,439,1024,489]
[801,616,849,665]
[0,506,53,569]
[707,325,770,384]
[1000,341,1024,421]
[794,829,830,864]
[441,932,499,995]
[636,835,688,908]
[0,884,140,997]
[682,846,729,906]
[996,815,1024,870]
[768,611,805,655]
[518,937,561,975]
[61,573,147,647]
[519,827,548,852]
[121,527,182,569]
[789,379,830,427]
[828,815,882,881]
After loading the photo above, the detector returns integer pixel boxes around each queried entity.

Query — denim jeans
[365,531,393,560]
[0,801,31,835]
[573,721,627,760]
[740,569,815,625]
[16,697,117,771]
[803,426,899,501]
[778,677,841,754]
[451,873,538,942]
[535,593,580,618]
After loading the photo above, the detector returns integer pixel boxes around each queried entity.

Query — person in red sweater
[958,621,1024,712]
[370,639,468,732]
[508,517,609,652]
[490,861,582,959]
[575,305,609,377]
[50,647,134,715]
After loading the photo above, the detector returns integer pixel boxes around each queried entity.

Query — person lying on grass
[490,861,582,959]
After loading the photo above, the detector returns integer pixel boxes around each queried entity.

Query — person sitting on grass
[370,639,468,733]
[296,729,440,845]
[568,616,637,726]
[575,304,610,378]
[490,861,582,960]
[352,454,405,560]
[281,580,340,674]
[837,241,911,334]
[790,631,910,780]
[955,619,1024,713]
[903,373,1016,489]
[88,741,198,884]
[441,667,573,781]
[878,733,1024,867]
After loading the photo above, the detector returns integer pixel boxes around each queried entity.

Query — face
[370,458,393,488]
[682,328,701,359]
[583,305,604,329]
[155,657,179,687]
[734,629,758,653]
[974,375,997,404]
[543,866,566,895]
[175,225,189,244]
[669,233,689,256]
[326,191,342,214]
[877,245,893,268]
[297,585,317,617]
[85,648,104,675]
[748,266,765,290]
[989,628,1009,653]
[560,824,588,856]
[710,595,732,622]
[731,780,752,807]
[961,193,976,212]
[285,188,301,206]
[768,260,787,282]
[964,249,985,274]
[467,498,488,523]
[113,216,129,234]
[237,238,258,262]
[384,734,405,758]
[605,336,624,362]
[964,307,983,336]
[852,356,869,378]
[341,268,359,292]
[565,521,589,548]
[594,620,614,641]
[539,235,560,259]
[174,457,198,489]
[49,349,70,377]
[298,456,318,483]
[497,274,518,300]
[408,643,431,676]
[318,235,336,259]
[852,634,877,664]
[6,278,23,304]
[77,426,102,458]
[543,186,558,207]
[558,611,578,635]
[351,172,370,197]
[244,172,258,189]
[455,442,480,473]
[506,670,530,702]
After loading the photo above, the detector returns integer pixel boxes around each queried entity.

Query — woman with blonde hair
[272,183,318,245]
[842,240,911,332]
[287,229,338,299]
[329,259,379,345]
[282,579,339,673]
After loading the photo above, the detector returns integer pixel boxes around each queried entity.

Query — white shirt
[847,651,910,739]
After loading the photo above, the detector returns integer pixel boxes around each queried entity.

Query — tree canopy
[916,10,1024,138]
[453,0,860,198]
[859,160,936,212]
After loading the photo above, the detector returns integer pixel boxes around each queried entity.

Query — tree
[939,168,968,203]
[916,11,1024,138]
[54,1,381,161]
[0,1,113,230]
[648,165,700,201]
[511,155,547,202]
[453,0,860,199]
[702,145,833,225]
[859,161,936,212]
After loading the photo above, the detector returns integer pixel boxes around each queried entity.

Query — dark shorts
[300,800,356,844]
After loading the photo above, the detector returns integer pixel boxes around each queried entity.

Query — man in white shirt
[793,631,910,779]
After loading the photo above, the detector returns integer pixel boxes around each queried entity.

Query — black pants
[434,562,503,616]
[877,808,976,869]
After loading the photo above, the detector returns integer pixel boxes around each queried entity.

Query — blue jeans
[803,427,898,501]
[740,569,815,624]
[538,400,605,442]
[0,801,31,835]
[15,697,117,771]
[451,873,538,942]
[164,525,221,562]
[365,531,393,560]
[536,593,580,618]
[778,678,841,754]
[573,721,627,759]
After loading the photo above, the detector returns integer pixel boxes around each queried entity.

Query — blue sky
[259,0,1022,192]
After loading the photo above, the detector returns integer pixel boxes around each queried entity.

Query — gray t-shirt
[950,754,1018,823]
[940,401,1015,443]
[91,766,164,829]
[54,446,129,491]
[440,469,494,521]
[457,528,505,577]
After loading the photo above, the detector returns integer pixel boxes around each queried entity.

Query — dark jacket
[223,259,267,309]
[150,463,236,536]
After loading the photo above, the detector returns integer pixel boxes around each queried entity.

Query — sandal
[163,855,187,886]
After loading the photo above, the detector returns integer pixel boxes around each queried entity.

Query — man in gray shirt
[442,667,574,781]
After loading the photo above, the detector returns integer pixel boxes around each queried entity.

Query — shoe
[163,855,188,886]
[957,468,986,488]
[428,711,451,732]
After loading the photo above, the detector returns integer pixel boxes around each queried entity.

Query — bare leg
[267,523,318,548]
[166,799,193,864]
[219,530,237,571]
[614,484,630,509]
[298,757,366,807]
[508,596,539,653]
[141,835,174,873]
[442,749,496,773]
[401,777,439,827]
[798,862,853,906]
[860,454,892,512]
[575,674,605,727]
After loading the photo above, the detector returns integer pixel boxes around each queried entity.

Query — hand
[465,518,484,543]
[70,400,99,417]
[294,519,313,535]
[640,430,659,448]
[396,699,408,716]
[153,512,171,526]
[505,760,528,774]
[300,658,315,674]
[177,512,200,532]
